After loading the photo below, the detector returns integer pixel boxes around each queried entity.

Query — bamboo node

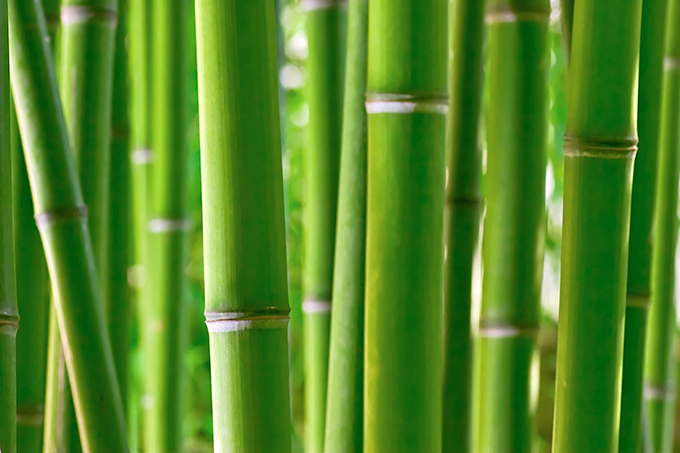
[664,56,680,71]
[0,312,19,336]
[35,205,88,227]
[16,405,44,426]
[148,218,192,233]
[626,293,650,309]
[366,93,449,115]
[60,5,118,27]
[205,308,290,333]
[644,383,676,400]
[302,299,332,313]
[563,136,637,158]
[301,0,347,11]
[131,148,154,165]
[477,323,539,338]
[485,8,550,24]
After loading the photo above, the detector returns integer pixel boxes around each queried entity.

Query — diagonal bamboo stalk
[8,0,128,451]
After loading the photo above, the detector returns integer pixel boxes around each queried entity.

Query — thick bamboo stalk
[323,0,367,450]
[618,0,669,450]
[8,0,128,451]
[441,0,484,450]
[364,1,447,452]
[643,1,680,450]
[302,1,345,450]
[108,0,130,409]
[142,0,187,450]
[0,1,16,451]
[472,0,549,452]
[551,0,643,450]
[194,0,292,450]
[559,0,574,61]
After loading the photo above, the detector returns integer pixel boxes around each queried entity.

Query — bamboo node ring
[664,56,680,70]
[35,205,88,227]
[366,93,449,115]
[302,299,332,314]
[477,323,539,338]
[485,8,550,23]
[301,0,347,11]
[148,218,192,233]
[16,405,45,426]
[0,312,19,336]
[205,308,290,333]
[60,5,118,27]
[563,136,637,158]
[644,383,676,400]
[626,293,650,309]
[131,148,154,165]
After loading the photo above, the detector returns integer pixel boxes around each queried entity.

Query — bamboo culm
[302,1,345,450]
[441,0,484,449]
[551,0,643,450]
[643,0,680,449]
[472,0,548,451]
[618,0,669,450]
[323,0,367,450]
[8,0,128,451]
[195,0,293,450]
[142,0,188,450]
[364,1,447,452]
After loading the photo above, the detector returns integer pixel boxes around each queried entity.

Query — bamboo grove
[5,0,680,452]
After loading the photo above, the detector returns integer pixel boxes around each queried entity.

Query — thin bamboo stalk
[364,1,447,452]
[441,0,484,449]
[108,0,130,408]
[473,1,549,452]
[618,0,669,450]
[142,0,187,450]
[8,0,128,451]
[194,0,293,450]
[559,0,574,61]
[323,0,367,450]
[643,1,680,450]
[302,1,345,450]
[551,0,643,450]
[0,1,16,451]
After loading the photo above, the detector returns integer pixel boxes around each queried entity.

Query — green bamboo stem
[194,0,292,450]
[141,0,187,450]
[643,2,680,450]
[559,0,574,61]
[0,1,16,451]
[441,0,484,450]
[8,0,128,451]
[618,0,669,450]
[473,2,548,452]
[551,0,643,450]
[12,102,51,453]
[303,1,345,450]
[364,1,447,452]
[323,0,367,450]
[108,0,130,409]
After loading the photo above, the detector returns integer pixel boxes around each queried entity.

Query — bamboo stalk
[302,1,345,450]
[473,2,549,452]
[323,0,367,450]
[643,1,680,450]
[441,0,484,449]
[8,0,128,451]
[194,0,292,450]
[618,0,669,450]
[142,0,188,450]
[364,1,447,452]
[108,0,130,408]
[559,0,574,61]
[0,1,16,451]
[551,0,643,450]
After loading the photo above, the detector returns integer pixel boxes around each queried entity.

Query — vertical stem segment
[473,1,549,452]
[323,0,367,450]
[195,0,293,451]
[619,0,669,450]
[364,1,447,452]
[8,0,128,451]
[0,0,16,451]
[552,0,643,451]
[643,1,680,450]
[303,1,344,450]
[441,0,484,449]
[142,0,188,451]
